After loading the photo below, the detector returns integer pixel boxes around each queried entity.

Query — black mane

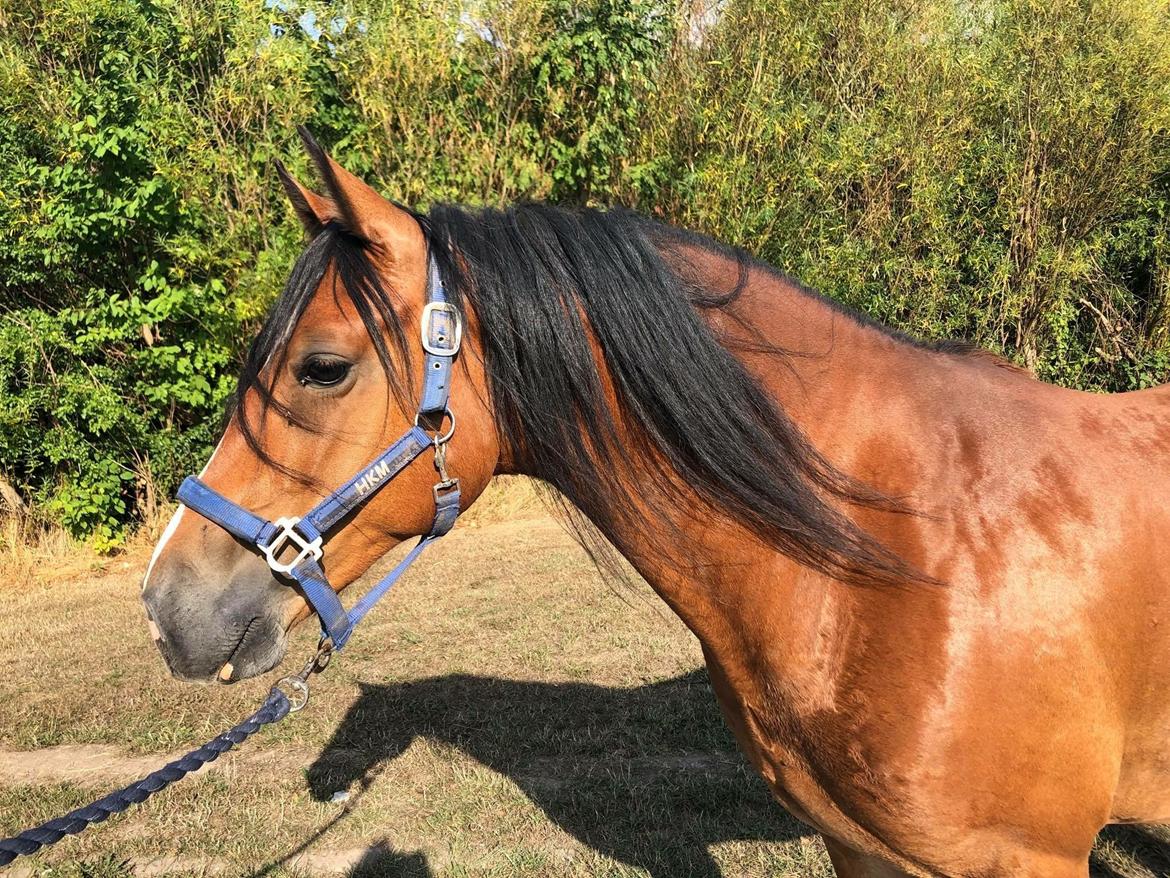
[428,204,916,586]
[237,204,918,586]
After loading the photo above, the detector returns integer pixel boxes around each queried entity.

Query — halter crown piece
[176,253,462,650]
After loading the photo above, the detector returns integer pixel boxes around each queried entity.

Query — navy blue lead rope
[0,253,463,868]
[0,687,292,868]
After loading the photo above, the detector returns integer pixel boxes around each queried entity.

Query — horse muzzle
[142,570,293,683]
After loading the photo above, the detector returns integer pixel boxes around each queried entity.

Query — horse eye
[298,357,350,388]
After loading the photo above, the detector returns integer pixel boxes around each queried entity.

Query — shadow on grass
[306,668,811,878]
[1091,823,1170,878]
[349,843,430,878]
[246,667,1170,878]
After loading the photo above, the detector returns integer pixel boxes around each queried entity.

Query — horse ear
[275,160,334,234]
[297,126,420,255]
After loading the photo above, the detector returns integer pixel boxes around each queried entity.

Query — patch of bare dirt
[0,742,315,787]
[3,846,419,878]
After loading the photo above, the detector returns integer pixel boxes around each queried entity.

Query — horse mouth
[216,616,263,683]
[148,611,288,685]
[216,614,293,684]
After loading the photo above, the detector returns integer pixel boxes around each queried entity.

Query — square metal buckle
[421,302,462,357]
[260,516,323,576]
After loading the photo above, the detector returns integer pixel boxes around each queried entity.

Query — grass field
[1,478,1168,877]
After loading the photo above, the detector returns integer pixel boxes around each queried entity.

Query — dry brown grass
[457,475,551,526]
[0,477,1166,877]
[0,514,105,587]
[0,485,177,589]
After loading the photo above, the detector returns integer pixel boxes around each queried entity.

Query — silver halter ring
[415,407,455,445]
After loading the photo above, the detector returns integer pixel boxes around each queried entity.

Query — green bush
[638,0,1170,389]
[1,0,318,544]
[1,0,1168,543]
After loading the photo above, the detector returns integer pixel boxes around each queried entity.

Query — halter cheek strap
[176,254,461,650]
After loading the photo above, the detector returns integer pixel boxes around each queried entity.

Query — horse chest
[722,678,926,866]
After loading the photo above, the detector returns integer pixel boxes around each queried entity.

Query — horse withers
[142,132,1170,876]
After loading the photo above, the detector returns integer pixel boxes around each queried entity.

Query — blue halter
[176,253,462,651]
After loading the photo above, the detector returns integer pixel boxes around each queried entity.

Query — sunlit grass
[0,479,1167,876]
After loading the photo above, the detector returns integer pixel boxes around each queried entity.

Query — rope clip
[276,638,333,713]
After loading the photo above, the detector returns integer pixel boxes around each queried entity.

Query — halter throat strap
[176,252,462,650]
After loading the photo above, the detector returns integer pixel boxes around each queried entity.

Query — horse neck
[496,242,936,641]
[709,262,921,452]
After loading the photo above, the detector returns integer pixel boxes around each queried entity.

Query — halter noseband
[175,253,462,650]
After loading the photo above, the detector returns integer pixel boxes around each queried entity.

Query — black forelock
[228,222,414,485]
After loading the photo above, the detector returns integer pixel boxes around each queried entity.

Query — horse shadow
[306,668,812,877]
[347,844,430,877]
[304,668,1170,878]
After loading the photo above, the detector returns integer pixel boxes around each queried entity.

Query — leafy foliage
[1,0,1168,542]
[639,0,1170,388]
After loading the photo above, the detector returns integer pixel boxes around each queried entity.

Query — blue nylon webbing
[176,479,277,546]
[419,258,455,415]
[304,426,431,535]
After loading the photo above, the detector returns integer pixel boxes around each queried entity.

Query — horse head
[141,131,500,682]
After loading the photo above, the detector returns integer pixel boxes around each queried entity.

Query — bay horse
[141,133,1170,876]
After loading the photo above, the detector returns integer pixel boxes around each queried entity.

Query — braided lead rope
[0,686,292,868]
